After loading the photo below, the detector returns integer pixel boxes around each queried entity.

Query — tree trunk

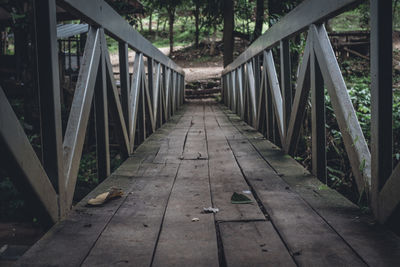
[168,8,175,54]
[223,0,234,67]
[156,13,160,31]
[210,26,217,55]
[163,18,167,31]
[194,1,200,47]
[253,0,264,41]
[149,12,152,33]
[156,13,160,38]
[139,17,143,31]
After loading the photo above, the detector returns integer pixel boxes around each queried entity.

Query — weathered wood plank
[63,28,101,207]
[227,138,366,266]
[379,162,400,224]
[152,108,218,267]
[265,51,285,143]
[284,35,311,155]
[311,24,370,194]
[220,221,296,267]
[370,0,394,223]
[18,173,139,267]
[310,41,327,183]
[82,163,180,267]
[223,105,400,266]
[205,114,265,221]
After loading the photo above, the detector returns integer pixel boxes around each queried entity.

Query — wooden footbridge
[1,0,400,266]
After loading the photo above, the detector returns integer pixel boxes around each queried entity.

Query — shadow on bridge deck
[18,101,400,267]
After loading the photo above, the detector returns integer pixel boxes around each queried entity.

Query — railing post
[263,52,274,141]
[310,35,327,184]
[33,0,65,218]
[148,57,154,105]
[119,42,131,132]
[370,0,393,221]
[280,39,292,133]
[94,31,110,181]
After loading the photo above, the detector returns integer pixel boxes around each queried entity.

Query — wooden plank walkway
[18,101,400,267]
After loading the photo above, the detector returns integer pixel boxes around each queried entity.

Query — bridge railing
[221,0,396,224]
[0,0,184,222]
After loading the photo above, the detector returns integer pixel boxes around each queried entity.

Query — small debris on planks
[202,207,219,214]
[191,217,200,222]
[231,192,253,204]
[87,187,123,206]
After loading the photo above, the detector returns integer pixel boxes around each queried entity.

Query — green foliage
[0,177,25,221]
[77,151,98,185]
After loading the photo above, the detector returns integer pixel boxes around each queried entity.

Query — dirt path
[110,45,223,82]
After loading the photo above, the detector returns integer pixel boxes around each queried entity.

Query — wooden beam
[370,0,393,222]
[102,33,130,156]
[33,0,66,218]
[280,39,292,133]
[311,36,327,184]
[311,24,370,194]
[94,32,110,181]
[284,35,312,155]
[141,58,155,133]
[129,53,143,153]
[265,50,285,143]
[64,27,101,207]
[153,63,161,129]
[247,62,258,127]
[0,87,59,222]
[238,67,245,119]
[379,162,400,223]
[164,68,171,119]
[118,42,131,132]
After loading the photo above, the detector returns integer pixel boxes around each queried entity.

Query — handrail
[221,0,397,224]
[222,0,361,75]
[58,0,184,75]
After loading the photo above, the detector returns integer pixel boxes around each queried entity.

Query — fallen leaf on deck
[231,192,253,204]
[87,188,123,206]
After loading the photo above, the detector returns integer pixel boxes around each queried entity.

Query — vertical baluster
[33,0,65,218]
[311,38,326,184]
[94,29,110,181]
[119,42,131,134]
[280,39,292,133]
[264,51,274,141]
[371,0,393,220]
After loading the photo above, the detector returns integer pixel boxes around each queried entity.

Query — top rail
[58,0,184,75]
[222,0,361,75]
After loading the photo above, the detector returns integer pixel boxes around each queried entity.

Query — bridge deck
[19,101,400,267]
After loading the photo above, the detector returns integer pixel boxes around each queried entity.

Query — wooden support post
[148,57,154,105]
[253,56,261,112]
[33,0,65,218]
[94,43,110,181]
[370,0,393,221]
[280,39,292,133]
[118,42,131,133]
[311,44,327,184]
